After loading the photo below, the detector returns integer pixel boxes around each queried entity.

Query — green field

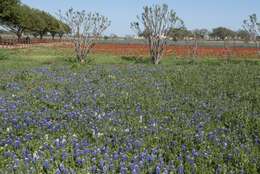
[1,46,260,70]
[0,47,260,173]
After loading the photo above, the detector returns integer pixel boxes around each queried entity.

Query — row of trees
[0,0,70,40]
[136,14,260,43]
[140,25,256,42]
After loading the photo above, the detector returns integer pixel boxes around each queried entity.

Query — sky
[21,0,260,36]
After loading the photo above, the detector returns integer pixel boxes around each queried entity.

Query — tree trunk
[59,32,64,40]
[51,33,55,40]
[193,37,198,59]
[224,40,228,59]
[75,41,81,62]
[76,54,81,62]
[154,59,160,65]
[16,32,22,42]
[153,54,161,64]
[40,34,43,40]
[256,40,259,57]
[75,50,80,61]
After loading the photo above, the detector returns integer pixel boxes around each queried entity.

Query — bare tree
[258,22,260,34]
[59,8,110,63]
[243,14,259,49]
[131,4,183,64]
[191,29,207,59]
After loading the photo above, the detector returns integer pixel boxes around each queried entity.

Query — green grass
[1,46,260,71]
[0,46,70,70]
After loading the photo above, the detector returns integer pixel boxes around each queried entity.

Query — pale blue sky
[21,0,260,36]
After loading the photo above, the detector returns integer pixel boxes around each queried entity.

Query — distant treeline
[137,27,257,42]
[0,1,258,43]
[0,0,70,40]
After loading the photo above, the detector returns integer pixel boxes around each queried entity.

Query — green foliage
[138,28,151,38]
[210,27,236,40]
[0,0,20,18]
[103,35,109,40]
[57,23,70,39]
[168,27,192,41]
[29,9,69,39]
[0,1,29,38]
[193,28,210,39]
[237,29,251,41]
[0,0,69,39]
[29,9,48,38]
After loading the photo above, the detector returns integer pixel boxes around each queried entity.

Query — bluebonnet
[43,160,50,170]
[0,65,258,173]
